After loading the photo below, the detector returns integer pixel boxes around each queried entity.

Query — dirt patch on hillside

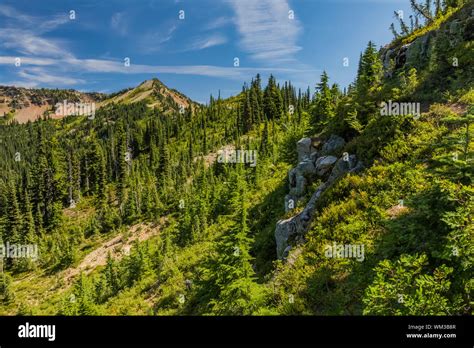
[61,219,166,284]
[386,204,410,219]
[196,144,236,168]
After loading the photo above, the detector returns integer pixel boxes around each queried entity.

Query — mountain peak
[102,77,197,114]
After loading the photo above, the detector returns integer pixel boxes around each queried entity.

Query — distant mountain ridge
[0,77,199,123]
[0,85,104,123]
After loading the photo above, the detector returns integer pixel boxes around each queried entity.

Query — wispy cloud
[0,4,72,60]
[186,34,227,51]
[140,24,177,53]
[0,4,315,89]
[0,55,316,80]
[110,12,128,36]
[229,0,302,63]
[0,29,73,59]
[0,4,69,33]
[204,16,231,30]
[18,67,85,85]
[0,56,56,66]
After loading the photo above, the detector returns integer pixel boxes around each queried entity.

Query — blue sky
[0,0,414,103]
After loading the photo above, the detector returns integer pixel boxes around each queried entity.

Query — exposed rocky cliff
[380,4,474,76]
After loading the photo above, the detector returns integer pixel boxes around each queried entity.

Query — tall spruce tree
[204,165,264,315]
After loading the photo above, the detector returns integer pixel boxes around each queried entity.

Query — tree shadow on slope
[249,179,287,280]
[303,184,460,315]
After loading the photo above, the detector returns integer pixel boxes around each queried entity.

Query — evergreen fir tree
[203,165,264,315]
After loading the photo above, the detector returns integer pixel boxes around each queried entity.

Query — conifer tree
[356,41,383,100]
[105,253,121,295]
[263,75,283,120]
[116,122,129,203]
[204,165,263,315]
[311,71,336,132]
[6,180,21,247]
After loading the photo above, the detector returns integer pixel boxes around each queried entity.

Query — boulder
[276,136,365,258]
[275,217,297,259]
[288,159,316,196]
[320,135,345,156]
[296,138,312,162]
[349,160,365,174]
[288,168,307,196]
[314,155,338,176]
[298,159,316,176]
[327,154,358,182]
[382,48,393,69]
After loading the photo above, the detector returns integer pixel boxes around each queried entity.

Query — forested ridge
[0,0,472,315]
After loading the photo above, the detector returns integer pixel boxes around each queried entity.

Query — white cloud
[39,15,70,32]
[187,34,227,51]
[0,5,33,23]
[229,0,302,64]
[0,4,69,33]
[0,5,72,59]
[0,56,56,66]
[140,24,177,52]
[18,68,85,85]
[111,12,128,36]
[204,16,230,30]
[0,4,316,88]
[0,55,316,82]
[0,29,73,59]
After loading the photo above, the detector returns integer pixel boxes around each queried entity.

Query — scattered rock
[314,155,338,176]
[185,279,193,290]
[296,138,313,162]
[320,135,345,156]
[327,154,357,182]
[288,167,307,197]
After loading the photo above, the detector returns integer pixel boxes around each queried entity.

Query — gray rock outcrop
[276,137,363,259]
[285,136,345,212]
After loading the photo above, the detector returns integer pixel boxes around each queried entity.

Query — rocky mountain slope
[0,86,104,123]
[101,78,199,114]
[0,77,198,124]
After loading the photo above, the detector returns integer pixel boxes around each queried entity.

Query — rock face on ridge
[380,3,474,75]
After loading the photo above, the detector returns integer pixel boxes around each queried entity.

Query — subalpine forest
[0,0,472,315]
